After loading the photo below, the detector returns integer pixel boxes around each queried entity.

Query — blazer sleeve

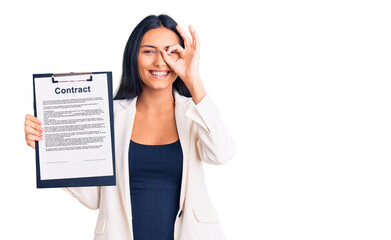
[62,186,101,210]
[185,93,236,165]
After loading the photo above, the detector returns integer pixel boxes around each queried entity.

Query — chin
[143,80,175,91]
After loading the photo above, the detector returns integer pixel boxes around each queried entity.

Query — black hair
[114,14,192,100]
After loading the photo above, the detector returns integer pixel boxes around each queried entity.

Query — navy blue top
[128,139,183,240]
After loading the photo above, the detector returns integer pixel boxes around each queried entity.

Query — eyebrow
[140,45,173,49]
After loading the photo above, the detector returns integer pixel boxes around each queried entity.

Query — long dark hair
[114,14,192,100]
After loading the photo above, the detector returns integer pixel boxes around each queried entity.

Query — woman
[24,14,235,240]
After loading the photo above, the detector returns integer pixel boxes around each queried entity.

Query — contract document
[33,72,116,188]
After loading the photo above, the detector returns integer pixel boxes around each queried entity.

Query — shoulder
[173,90,194,108]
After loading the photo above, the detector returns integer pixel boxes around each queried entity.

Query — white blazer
[63,90,235,240]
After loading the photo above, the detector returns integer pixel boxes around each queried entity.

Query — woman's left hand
[161,25,206,103]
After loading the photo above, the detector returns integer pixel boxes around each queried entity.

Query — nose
[153,50,166,67]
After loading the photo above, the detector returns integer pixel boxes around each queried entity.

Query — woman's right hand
[24,114,43,149]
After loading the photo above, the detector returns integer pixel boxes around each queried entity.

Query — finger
[160,50,177,70]
[27,140,36,149]
[176,25,191,49]
[166,44,185,58]
[25,124,43,139]
[26,133,42,149]
[25,114,42,125]
[189,25,200,49]
[25,119,43,133]
[26,138,41,149]
[25,114,41,124]
[26,133,43,142]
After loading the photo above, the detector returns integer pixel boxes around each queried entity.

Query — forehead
[140,27,180,47]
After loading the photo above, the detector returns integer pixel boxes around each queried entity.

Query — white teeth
[151,71,169,76]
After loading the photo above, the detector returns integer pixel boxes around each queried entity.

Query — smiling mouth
[149,70,171,78]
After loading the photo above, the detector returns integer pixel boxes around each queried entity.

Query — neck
[136,87,175,113]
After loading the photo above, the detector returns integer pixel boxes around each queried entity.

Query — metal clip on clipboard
[52,72,93,83]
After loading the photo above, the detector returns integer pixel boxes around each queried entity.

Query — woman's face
[138,27,180,91]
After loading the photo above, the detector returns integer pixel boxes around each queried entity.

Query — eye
[143,50,155,54]
[168,50,179,56]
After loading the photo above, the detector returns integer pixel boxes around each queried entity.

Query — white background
[1,0,390,239]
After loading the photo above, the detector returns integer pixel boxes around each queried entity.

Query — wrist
[188,79,206,105]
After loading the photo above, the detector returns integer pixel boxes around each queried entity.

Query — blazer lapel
[174,90,192,213]
[115,97,137,223]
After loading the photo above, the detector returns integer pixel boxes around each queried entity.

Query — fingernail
[39,127,44,132]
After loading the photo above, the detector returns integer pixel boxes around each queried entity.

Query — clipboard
[32,71,116,188]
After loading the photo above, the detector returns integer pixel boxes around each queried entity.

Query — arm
[160,25,235,164]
